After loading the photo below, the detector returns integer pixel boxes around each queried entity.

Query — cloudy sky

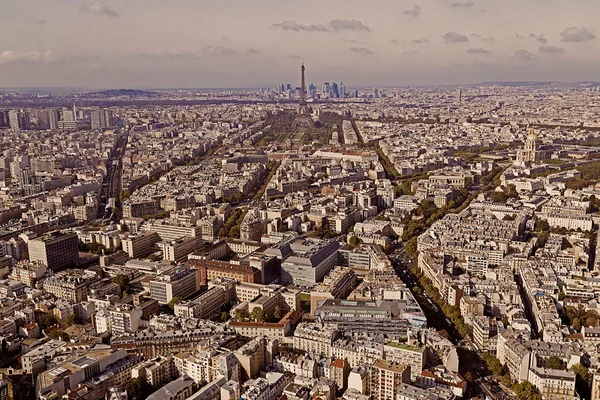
[1,0,599,88]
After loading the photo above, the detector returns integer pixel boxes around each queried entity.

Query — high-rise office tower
[372,88,380,98]
[8,110,31,131]
[18,166,32,187]
[340,82,346,99]
[91,110,104,130]
[38,110,59,130]
[332,82,339,98]
[19,111,31,130]
[104,110,114,127]
[62,108,76,122]
[8,111,20,131]
[91,109,115,130]
[322,83,330,97]
[456,89,462,102]
[0,111,8,127]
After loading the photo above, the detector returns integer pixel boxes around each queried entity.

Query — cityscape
[2,2,600,400]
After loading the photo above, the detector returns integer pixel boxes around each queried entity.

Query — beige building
[292,323,338,358]
[369,359,411,400]
[310,267,356,315]
[28,231,79,271]
[384,342,426,380]
[10,262,47,286]
[42,272,91,302]
[121,232,160,259]
[234,337,278,381]
[158,235,206,262]
[123,199,159,218]
[147,221,201,241]
[591,369,600,400]
[132,355,174,388]
[149,266,201,304]
[147,376,195,400]
[174,285,229,319]
[528,366,576,400]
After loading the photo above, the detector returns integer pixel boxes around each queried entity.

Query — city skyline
[1,0,600,88]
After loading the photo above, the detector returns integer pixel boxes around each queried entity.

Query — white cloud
[79,1,119,18]
[443,32,469,43]
[560,27,596,42]
[0,50,54,64]
[515,49,535,60]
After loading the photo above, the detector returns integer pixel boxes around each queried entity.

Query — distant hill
[477,81,558,87]
[86,89,157,97]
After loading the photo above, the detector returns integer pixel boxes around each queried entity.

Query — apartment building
[146,221,201,241]
[369,359,411,400]
[158,235,206,262]
[383,342,426,380]
[28,231,79,271]
[149,266,201,304]
[42,272,92,302]
[310,267,356,314]
[174,285,230,319]
[293,323,339,358]
[121,232,160,259]
[147,376,195,400]
[132,355,175,388]
[528,367,576,400]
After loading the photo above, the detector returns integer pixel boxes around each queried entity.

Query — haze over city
[3,2,600,400]
[1,0,600,88]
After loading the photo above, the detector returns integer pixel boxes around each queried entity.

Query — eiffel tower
[292,62,314,130]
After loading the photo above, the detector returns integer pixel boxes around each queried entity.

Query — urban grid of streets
[1,76,600,400]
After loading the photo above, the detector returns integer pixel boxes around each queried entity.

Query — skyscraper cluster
[0,106,115,131]
[276,80,346,99]
[91,109,115,130]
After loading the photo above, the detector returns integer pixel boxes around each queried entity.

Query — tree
[489,191,508,203]
[48,330,70,341]
[545,356,566,370]
[167,296,182,310]
[437,329,450,339]
[348,236,360,248]
[513,381,542,400]
[65,314,82,327]
[228,226,241,238]
[570,363,591,399]
[112,274,130,289]
[481,352,504,376]
[537,231,550,248]
[535,219,550,232]
[506,184,519,198]
[221,312,229,322]
[234,308,249,321]
[250,307,266,323]
[572,318,582,332]
[412,286,422,296]
[124,378,154,400]
[41,314,59,329]
[273,306,282,321]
